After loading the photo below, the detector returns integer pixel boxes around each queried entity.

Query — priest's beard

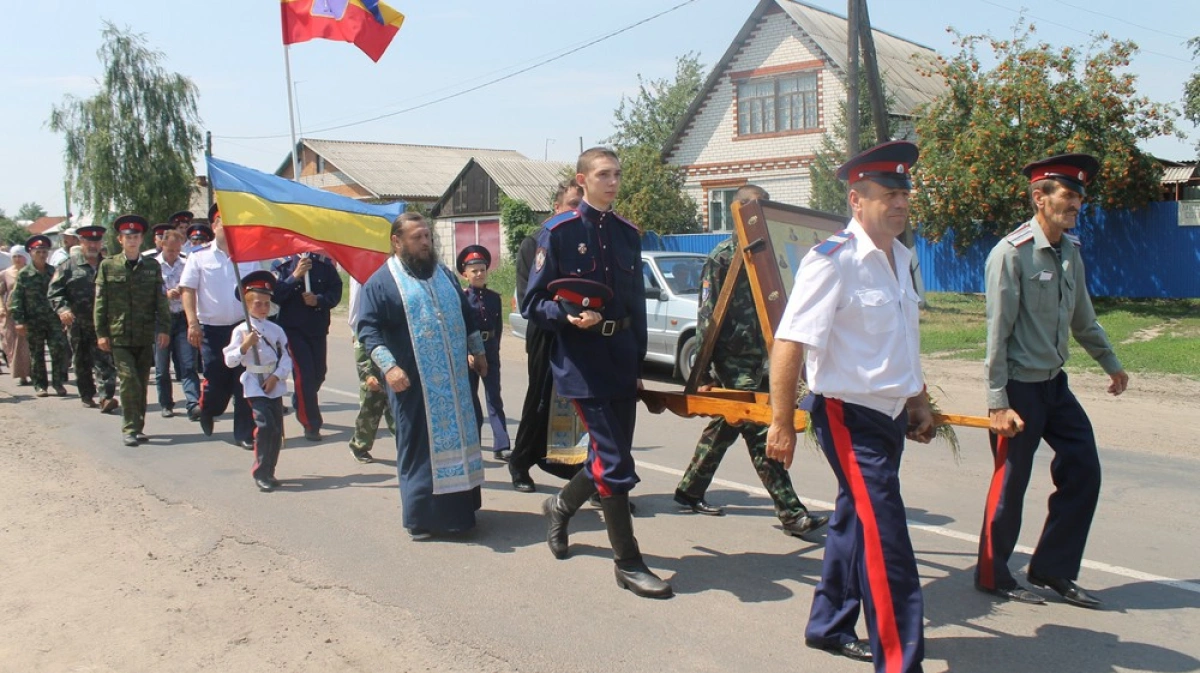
[399,241,438,278]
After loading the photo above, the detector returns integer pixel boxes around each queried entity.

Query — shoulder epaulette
[814,230,854,256]
[610,212,640,232]
[1063,232,1081,248]
[544,210,580,231]
[1005,224,1035,247]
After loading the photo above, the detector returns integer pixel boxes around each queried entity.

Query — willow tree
[49,22,201,234]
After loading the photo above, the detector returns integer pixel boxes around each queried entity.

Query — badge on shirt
[1037,270,1054,281]
[577,242,588,255]
[700,278,710,303]
[535,247,546,273]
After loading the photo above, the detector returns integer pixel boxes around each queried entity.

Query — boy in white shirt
[224,270,292,492]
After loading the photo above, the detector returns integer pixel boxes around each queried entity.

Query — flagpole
[283,44,302,182]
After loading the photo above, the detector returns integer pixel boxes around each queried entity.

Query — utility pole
[205,131,214,213]
[846,0,861,157]
[857,0,889,145]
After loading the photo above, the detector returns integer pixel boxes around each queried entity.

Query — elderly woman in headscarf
[0,244,33,385]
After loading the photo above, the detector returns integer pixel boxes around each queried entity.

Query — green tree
[16,202,47,222]
[49,22,201,247]
[1185,36,1200,154]
[500,194,539,258]
[0,209,27,247]
[809,71,900,216]
[912,22,1177,249]
[606,53,703,234]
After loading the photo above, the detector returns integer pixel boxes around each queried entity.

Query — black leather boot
[542,470,597,559]
[600,493,673,599]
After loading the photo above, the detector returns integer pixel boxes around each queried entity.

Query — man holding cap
[95,215,171,446]
[974,153,1128,610]
[48,223,118,411]
[10,234,70,396]
[522,147,670,599]
[767,141,935,671]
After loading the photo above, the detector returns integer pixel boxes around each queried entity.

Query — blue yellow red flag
[207,157,404,284]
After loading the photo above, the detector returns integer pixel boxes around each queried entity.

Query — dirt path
[0,393,513,672]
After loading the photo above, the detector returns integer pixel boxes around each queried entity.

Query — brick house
[663,0,946,231]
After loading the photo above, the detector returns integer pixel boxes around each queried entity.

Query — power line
[1047,0,1190,41]
[215,0,700,141]
[975,0,1192,64]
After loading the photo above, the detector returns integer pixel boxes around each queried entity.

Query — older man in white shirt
[767,141,935,673]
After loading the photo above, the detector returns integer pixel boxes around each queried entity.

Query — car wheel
[677,332,698,381]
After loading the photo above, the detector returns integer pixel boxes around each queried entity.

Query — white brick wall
[668,10,852,228]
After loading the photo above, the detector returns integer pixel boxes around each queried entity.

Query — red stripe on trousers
[571,400,610,498]
[827,399,903,673]
[978,435,1009,589]
[288,343,310,430]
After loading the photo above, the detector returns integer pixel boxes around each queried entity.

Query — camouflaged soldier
[95,215,171,446]
[674,185,828,539]
[348,336,395,463]
[48,225,118,411]
[10,235,69,396]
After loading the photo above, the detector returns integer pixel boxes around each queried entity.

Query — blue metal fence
[915,202,1200,298]
[650,203,1200,299]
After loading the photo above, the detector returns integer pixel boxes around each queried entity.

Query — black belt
[480,330,492,341]
[586,316,632,336]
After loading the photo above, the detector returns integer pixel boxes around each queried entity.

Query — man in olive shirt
[96,215,171,447]
[976,153,1129,610]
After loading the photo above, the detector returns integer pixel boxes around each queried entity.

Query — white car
[509,251,706,380]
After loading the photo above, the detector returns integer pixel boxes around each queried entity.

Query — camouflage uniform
[677,235,811,523]
[8,263,68,393]
[348,337,395,458]
[95,255,170,436]
[48,248,117,403]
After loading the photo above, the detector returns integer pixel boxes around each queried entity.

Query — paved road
[16,318,1200,673]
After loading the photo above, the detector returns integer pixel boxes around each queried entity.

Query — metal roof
[282,138,527,200]
[1161,163,1198,184]
[778,0,945,116]
[430,157,572,217]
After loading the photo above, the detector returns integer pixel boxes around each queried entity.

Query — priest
[357,212,489,539]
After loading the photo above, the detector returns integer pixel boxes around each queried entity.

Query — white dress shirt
[223,316,291,399]
[179,245,261,326]
[776,218,923,417]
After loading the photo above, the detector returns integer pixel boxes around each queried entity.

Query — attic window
[737,72,818,136]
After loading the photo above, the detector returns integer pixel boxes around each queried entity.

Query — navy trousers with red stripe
[200,324,254,444]
[976,372,1100,590]
[286,330,327,433]
[806,396,923,673]
[571,397,639,496]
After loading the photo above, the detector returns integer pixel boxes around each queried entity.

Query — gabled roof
[27,216,68,235]
[663,0,946,160]
[1159,159,1198,185]
[278,138,526,201]
[430,157,571,218]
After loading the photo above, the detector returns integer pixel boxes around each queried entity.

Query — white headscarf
[9,245,30,263]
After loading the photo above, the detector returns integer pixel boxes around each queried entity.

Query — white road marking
[637,459,1200,595]
[324,383,1200,594]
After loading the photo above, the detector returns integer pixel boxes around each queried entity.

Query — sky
[1,0,1196,218]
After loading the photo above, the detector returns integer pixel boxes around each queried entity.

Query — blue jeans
[155,312,200,411]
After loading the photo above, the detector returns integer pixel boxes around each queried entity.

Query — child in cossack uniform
[457,244,511,461]
[224,270,293,492]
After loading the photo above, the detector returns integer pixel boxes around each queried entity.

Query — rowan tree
[49,22,201,245]
[912,22,1176,249]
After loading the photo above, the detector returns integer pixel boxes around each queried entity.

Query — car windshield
[654,256,705,295]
